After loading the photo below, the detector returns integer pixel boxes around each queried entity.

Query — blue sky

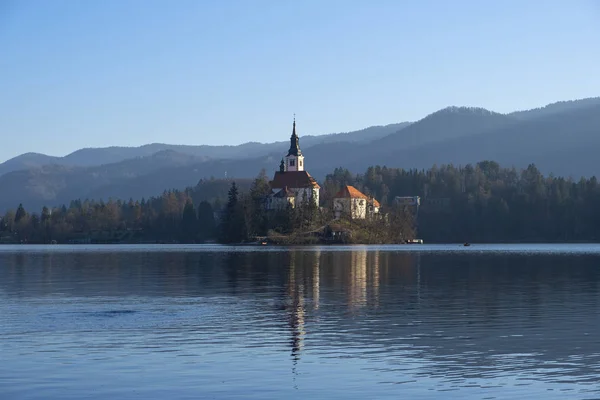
[1,0,599,162]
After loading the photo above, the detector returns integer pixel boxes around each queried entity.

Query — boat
[463,242,471,247]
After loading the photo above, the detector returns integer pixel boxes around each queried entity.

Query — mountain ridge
[1,97,599,213]
[0,122,411,176]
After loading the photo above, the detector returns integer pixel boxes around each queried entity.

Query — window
[289,159,295,167]
[299,160,303,167]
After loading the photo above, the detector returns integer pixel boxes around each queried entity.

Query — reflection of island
[348,250,367,310]
[4,248,600,387]
[312,250,320,310]
[284,252,307,389]
[370,250,380,307]
[286,252,306,362]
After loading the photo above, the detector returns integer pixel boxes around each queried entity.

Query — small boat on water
[463,242,471,247]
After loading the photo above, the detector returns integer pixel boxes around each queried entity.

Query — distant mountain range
[0,122,410,176]
[1,97,599,213]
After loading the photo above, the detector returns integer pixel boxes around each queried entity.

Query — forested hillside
[3,161,600,244]
[323,162,600,243]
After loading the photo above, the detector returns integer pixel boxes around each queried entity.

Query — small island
[218,119,416,245]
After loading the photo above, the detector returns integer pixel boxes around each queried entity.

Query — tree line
[323,161,600,242]
[0,179,251,244]
[3,160,598,244]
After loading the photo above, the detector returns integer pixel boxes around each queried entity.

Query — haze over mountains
[1,98,599,213]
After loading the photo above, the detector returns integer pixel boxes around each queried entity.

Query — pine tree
[15,204,27,223]
[41,206,51,224]
[219,182,247,243]
[197,201,217,242]
[247,170,271,236]
[181,200,198,242]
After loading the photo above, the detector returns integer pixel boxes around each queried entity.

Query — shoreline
[1,241,600,246]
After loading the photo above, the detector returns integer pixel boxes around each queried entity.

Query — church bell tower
[285,118,304,172]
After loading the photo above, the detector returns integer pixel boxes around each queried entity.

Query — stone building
[333,185,380,220]
[267,119,320,210]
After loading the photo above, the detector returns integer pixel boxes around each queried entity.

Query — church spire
[287,116,302,157]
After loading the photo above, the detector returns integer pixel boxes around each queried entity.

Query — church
[266,119,320,210]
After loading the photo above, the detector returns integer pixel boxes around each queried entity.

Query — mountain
[0,153,63,176]
[368,107,516,151]
[0,151,208,212]
[0,123,409,176]
[508,97,600,120]
[1,97,599,214]
[368,104,600,175]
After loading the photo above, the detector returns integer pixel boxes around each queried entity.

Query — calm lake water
[2,244,600,399]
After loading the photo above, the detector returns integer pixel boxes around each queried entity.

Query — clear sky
[1,0,599,162]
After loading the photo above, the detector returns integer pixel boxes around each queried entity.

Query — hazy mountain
[2,98,600,213]
[0,153,63,176]
[368,104,600,176]
[508,97,600,120]
[0,123,409,176]
[0,151,208,212]
[369,107,516,151]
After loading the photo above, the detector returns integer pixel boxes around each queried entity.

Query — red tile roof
[334,185,369,200]
[270,171,320,190]
[335,185,380,207]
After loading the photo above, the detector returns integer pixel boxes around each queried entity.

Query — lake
[1,244,600,399]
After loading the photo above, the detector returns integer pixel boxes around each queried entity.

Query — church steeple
[287,117,302,157]
[283,116,305,172]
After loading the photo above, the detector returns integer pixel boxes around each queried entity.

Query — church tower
[285,118,305,172]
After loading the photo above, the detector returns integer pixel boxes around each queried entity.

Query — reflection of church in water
[275,248,423,389]
[282,249,395,360]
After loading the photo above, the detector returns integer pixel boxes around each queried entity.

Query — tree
[15,204,27,223]
[219,182,247,243]
[247,170,271,236]
[387,204,415,243]
[197,201,217,242]
[41,206,51,224]
[181,200,198,242]
[297,188,319,230]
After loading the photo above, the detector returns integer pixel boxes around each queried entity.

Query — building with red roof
[267,119,320,210]
[333,185,381,220]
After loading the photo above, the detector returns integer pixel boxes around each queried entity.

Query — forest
[1,161,599,244]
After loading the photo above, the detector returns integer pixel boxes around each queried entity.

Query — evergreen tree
[247,170,271,236]
[181,200,198,242]
[15,204,27,223]
[41,206,51,224]
[219,182,247,243]
[197,201,217,242]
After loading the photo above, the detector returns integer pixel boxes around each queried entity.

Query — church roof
[270,171,320,189]
[334,185,369,200]
[287,119,302,157]
[335,185,381,207]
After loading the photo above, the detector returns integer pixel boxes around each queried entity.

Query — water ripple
[1,247,600,399]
